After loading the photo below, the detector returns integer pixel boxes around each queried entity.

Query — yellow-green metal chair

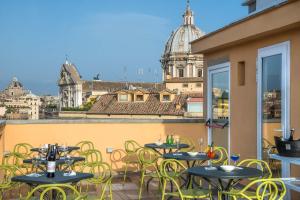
[80,162,113,200]
[25,183,86,200]
[2,152,30,174]
[221,178,286,200]
[0,165,24,200]
[137,147,162,200]
[13,143,33,157]
[123,140,142,183]
[75,141,95,155]
[238,159,272,179]
[160,159,212,200]
[74,149,103,171]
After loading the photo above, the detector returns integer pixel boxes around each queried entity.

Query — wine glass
[199,137,204,152]
[175,137,180,153]
[65,155,74,176]
[230,154,240,166]
[32,155,41,173]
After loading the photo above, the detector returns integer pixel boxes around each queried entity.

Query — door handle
[274,129,283,132]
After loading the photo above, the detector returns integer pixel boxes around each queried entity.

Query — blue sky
[0,0,247,95]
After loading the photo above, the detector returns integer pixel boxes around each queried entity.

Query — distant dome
[9,77,23,88]
[163,6,205,55]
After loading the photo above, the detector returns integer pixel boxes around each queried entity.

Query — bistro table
[187,166,263,200]
[12,171,93,199]
[144,143,189,155]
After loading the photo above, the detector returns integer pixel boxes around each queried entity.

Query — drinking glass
[32,156,41,173]
[175,137,180,152]
[230,154,240,166]
[65,155,74,175]
[199,138,204,152]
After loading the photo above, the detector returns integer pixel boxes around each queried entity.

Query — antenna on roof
[65,54,69,64]
[123,66,128,87]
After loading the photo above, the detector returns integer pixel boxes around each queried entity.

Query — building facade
[191,0,300,198]
[161,3,205,94]
[58,60,83,109]
[0,77,40,120]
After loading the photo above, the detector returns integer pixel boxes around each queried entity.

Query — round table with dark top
[12,171,93,199]
[144,143,189,155]
[187,166,263,200]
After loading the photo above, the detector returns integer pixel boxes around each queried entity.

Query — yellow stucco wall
[1,121,207,164]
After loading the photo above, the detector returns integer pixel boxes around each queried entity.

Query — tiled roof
[88,92,202,116]
[82,81,165,92]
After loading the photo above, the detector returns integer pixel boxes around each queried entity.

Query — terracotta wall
[0,120,207,166]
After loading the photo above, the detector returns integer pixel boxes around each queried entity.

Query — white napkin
[63,171,76,176]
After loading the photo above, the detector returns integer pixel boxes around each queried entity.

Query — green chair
[221,178,286,200]
[238,159,272,179]
[73,149,103,171]
[75,141,95,156]
[25,183,86,200]
[137,148,162,200]
[13,143,33,157]
[2,152,30,174]
[123,140,142,183]
[160,159,212,200]
[0,165,24,200]
[80,162,113,200]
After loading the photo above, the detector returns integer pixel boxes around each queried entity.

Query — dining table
[144,143,189,155]
[163,152,212,168]
[12,171,93,199]
[187,166,263,200]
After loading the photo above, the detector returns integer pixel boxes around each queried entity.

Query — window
[136,95,144,101]
[238,61,245,86]
[119,94,128,102]
[178,68,184,77]
[187,102,203,113]
[196,83,202,88]
[183,83,188,88]
[162,95,170,102]
[197,69,203,77]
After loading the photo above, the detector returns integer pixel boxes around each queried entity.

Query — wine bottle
[47,145,56,178]
[170,134,174,145]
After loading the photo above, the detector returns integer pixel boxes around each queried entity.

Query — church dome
[163,5,205,55]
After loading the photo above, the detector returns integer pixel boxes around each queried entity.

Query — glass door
[257,41,290,177]
[207,63,230,151]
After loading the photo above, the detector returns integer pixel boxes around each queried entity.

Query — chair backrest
[0,165,16,189]
[83,149,103,165]
[238,159,272,178]
[81,162,112,184]
[240,179,286,200]
[124,140,141,153]
[25,184,83,200]
[211,146,228,165]
[137,148,160,165]
[13,143,33,157]
[160,159,187,199]
[76,141,95,152]
[2,152,26,166]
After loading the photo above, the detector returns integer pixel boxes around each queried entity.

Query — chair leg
[138,170,145,200]
[109,182,113,200]
[161,180,167,200]
[123,162,128,185]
